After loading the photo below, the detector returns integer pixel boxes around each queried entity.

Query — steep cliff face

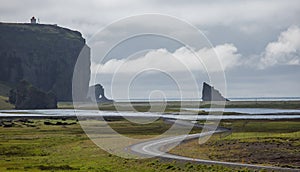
[202,82,229,101]
[0,23,90,101]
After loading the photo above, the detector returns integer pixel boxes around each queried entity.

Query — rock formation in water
[9,80,57,109]
[202,82,229,101]
[0,23,90,101]
[87,84,113,103]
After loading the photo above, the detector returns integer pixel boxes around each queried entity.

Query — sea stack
[202,82,229,101]
[87,84,113,103]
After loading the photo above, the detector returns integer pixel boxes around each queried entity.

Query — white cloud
[259,25,300,68]
[91,43,241,74]
[0,0,299,37]
[90,25,300,98]
[1,1,299,97]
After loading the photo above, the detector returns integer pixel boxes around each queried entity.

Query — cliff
[202,82,229,101]
[0,23,90,101]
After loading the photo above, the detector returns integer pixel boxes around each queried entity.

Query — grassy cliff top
[0,22,83,40]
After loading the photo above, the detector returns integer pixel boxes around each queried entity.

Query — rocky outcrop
[87,84,113,103]
[202,82,229,101]
[0,23,90,101]
[9,80,57,109]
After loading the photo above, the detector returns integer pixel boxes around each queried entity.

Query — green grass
[57,102,74,109]
[199,101,300,109]
[221,120,300,133]
[170,120,300,169]
[2,23,82,40]
[0,119,253,171]
[0,82,14,110]
[0,96,14,110]
[58,101,300,113]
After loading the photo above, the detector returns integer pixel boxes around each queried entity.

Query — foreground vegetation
[1,103,299,171]
[170,120,300,169]
[0,118,255,172]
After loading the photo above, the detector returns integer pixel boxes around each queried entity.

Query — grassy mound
[0,96,14,110]
[0,82,14,109]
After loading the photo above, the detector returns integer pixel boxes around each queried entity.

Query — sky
[1,0,300,99]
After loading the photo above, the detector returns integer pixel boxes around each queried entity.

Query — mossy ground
[58,101,300,113]
[1,101,300,171]
[170,120,300,169]
[0,96,14,110]
[0,119,255,172]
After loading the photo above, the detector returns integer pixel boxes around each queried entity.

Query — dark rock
[87,84,113,103]
[15,118,28,123]
[44,120,76,125]
[56,121,63,125]
[43,121,52,125]
[10,80,57,109]
[3,122,14,127]
[202,82,229,101]
[0,23,90,101]
[8,89,16,104]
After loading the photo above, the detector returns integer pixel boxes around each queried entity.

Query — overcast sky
[1,0,300,99]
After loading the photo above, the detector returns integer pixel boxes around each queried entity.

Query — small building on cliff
[30,16,37,24]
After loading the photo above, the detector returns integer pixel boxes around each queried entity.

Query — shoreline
[1,113,300,120]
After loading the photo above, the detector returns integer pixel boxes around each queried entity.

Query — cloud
[89,25,300,98]
[1,1,299,97]
[0,0,299,38]
[259,25,300,68]
[91,43,241,74]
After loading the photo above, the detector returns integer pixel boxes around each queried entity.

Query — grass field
[58,100,300,113]
[0,90,297,110]
[1,100,300,171]
[0,96,14,110]
[0,118,259,172]
[170,120,300,169]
